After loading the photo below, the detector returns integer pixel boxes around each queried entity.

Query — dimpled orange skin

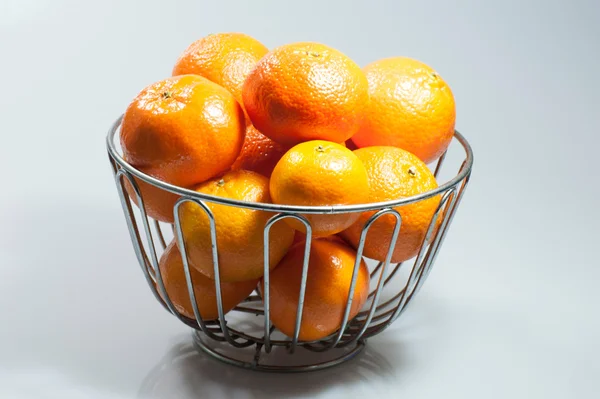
[352,57,456,164]
[270,141,370,237]
[230,125,291,177]
[124,175,182,224]
[120,75,245,222]
[340,147,441,263]
[242,42,369,146]
[158,241,258,320]
[263,239,370,341]
[179,170,295,283]
[172,33,268,113]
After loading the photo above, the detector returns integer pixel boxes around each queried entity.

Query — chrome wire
[107,116,474,372]
[107,116,473,214]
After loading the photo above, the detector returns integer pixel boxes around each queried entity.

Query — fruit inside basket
[107,32,473,372]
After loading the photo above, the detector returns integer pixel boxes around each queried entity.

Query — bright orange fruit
[123,174,181,223]
[230,124,290,177]
[242,42,369,146]
[178,170,295,283]
[264,238,370,341]
[120,75,245,223]
[172,33,268,115]
[352,57,455,164]
[269,140,370,236]
[158,241,257,320]
[340,146,441,263]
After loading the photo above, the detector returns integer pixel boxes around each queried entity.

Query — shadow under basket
[106,115,473,372]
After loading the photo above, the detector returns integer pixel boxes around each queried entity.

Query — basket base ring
[192,330,366,373]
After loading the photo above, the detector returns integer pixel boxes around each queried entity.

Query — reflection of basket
[107,116,473,372]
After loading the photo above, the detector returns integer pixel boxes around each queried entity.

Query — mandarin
[242,42,369,145]
[230,124,290,177]
[352,57,455,164]
[340,146,441,263]
[178,170,295,283]
[120,75,245,223]
[172,32,268,115]
[158,241,257,320]
[269,141,369,236]
[263,239,369,341]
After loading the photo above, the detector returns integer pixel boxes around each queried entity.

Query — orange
[230,124,290,177]
[123,174,181,223]
[120,74,245,223]
[264,239,370,341]
[179,170,295,282]
[172,32,268,115]
[352,57,455,164]
[292,231,347,247]
[340,147,441,263]
[242,42,369,146]
[269,140,370,236]
[158,240,257,320]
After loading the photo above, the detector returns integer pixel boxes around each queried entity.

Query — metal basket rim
[107,115,473,214]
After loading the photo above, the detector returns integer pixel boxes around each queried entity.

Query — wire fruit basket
[107,115,473,372]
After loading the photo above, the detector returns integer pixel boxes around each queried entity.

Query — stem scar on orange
[340,146,441,263]
[269,140,370,237]
[120,74,245,223]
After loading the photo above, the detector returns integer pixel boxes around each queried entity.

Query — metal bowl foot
[192,330,366,373]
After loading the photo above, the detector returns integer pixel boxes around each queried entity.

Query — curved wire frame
[107,115,473,214]
[107,116,473,372]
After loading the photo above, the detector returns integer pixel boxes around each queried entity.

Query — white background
[1,0,599,398]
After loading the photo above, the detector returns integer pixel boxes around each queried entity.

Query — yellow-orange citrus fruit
[158,241,257,320]
[120,75,245,222]
[172,33,268,114]
[179,170,295,282]
[242,42,369,146]
[340,146,441,263]
[264,239,370,341]
[230,124,290,177]
[269,140,370,236]
[352,57,455,164]
[123,174,181,223]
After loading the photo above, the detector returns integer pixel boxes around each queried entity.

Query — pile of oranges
[120,33,455,341]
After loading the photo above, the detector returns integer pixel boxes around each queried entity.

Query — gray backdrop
[1,0,598,398]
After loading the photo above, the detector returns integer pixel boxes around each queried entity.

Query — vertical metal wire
[173,198,248,347]
[172,198,217,339]
[340,208,402,346]
[369,261,385,278]
[114,170,172,314]
[413,174,471,295]
[262,213,312,354]
[367,262,403,299]
[108,118,474,372]
[358,177,471,339]
[153,220,167,250]
[434,150,448,178]
[354,189,455,339]
[403,162,472,306]
[385,189,456,326]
